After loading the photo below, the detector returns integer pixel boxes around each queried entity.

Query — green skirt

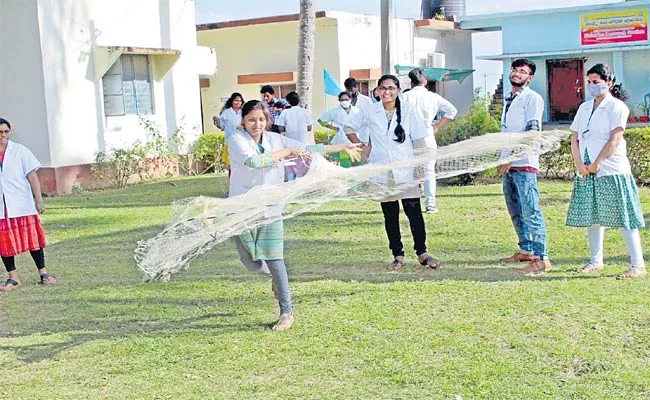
[566,172,645,229]
[238,221,284,261]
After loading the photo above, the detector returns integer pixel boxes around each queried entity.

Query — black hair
[338,91,350,100]
[344,77,358,90]
[408,68,428,86]
[241,100,272,131]
[372,87,380,102]
[260,85,275,95]
[586,63,630,101]
[0,118,10,129]
[511,59,537,75]
[221,92,244,114]
[272,101,286,109]
[285,91,300,106]
[378,74,405,143]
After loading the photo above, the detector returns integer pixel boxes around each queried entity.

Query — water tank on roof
[428,0,466,21]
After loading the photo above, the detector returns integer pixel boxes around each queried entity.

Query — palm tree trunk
[297,0,315,141]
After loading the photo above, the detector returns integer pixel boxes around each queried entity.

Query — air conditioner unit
[426,52,446,68]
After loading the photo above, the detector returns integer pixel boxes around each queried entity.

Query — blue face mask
[588,82,608,97]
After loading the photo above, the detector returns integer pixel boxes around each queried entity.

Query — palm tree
[297,0,315,141]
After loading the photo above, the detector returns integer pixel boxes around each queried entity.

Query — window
[102,55,153,116]
[267,84,297,98]
[357,81,370,96]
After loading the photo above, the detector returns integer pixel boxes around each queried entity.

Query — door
[547,59,584,123]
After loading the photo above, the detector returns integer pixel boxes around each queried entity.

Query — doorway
[547,59,584,123]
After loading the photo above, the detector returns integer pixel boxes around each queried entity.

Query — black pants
[2,249,45,272]
[380,198,427,257]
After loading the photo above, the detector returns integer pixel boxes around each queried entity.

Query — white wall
[0,1,51,165]
[31,0,203,168]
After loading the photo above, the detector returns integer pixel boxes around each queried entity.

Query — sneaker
[425,206,438,214]
[272,312,294,331]
[519,258,552,273]
[499,250,535,263]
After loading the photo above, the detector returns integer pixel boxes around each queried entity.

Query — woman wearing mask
[318,92,361,167]
[228,100,361,330]
[344,75,441,271]
[0,118,55,291]
[566,63,645,279]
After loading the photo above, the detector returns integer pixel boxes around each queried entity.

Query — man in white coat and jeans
[401,68,457,213]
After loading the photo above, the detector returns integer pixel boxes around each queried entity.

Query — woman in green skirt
[566,63,645,279]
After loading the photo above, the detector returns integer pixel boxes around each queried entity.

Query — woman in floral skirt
[566,64,645,279]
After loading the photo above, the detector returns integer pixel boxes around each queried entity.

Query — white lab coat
[0,140,41,219]
[275,106,313,145]
[319,105,360,145]
[500,86,544,169]
[401,86,457,147]
[346,100,428,184]
[218,108,242,139]
[570,94,631,177]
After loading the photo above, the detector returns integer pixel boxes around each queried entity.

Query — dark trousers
[2,249,45,272]
[380,198,427,257]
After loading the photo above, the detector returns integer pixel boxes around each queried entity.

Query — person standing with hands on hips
[566,63,645,279]
[497,59,551,273]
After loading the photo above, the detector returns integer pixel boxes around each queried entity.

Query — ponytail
[610,83,629,102]
[393,97,405,143]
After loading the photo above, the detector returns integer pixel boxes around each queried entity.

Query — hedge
[540,126,650,183]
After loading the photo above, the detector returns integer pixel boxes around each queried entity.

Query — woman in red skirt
[0,117,54,292]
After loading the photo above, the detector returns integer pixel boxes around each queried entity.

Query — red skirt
[0,214,47,257]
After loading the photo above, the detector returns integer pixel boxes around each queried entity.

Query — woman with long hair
[566,63,645,279]
[227,100,361,330]
[344,75,441,271]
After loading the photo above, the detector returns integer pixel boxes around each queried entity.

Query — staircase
[489,77,504,116]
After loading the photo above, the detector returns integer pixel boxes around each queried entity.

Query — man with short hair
[401,68,457,213]
[498,59,551,273]
[344,78,374,144]
[260,85,288,132]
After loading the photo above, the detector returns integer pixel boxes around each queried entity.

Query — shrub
[92,147,144,189]
[192,132,226,173]
[540,126,650,183]
[436,93,501,147]
[313,129,333,145]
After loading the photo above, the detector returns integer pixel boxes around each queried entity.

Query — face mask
[340,100,351,108]
[588,82,608,97]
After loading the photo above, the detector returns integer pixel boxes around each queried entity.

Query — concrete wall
[0,1,51,165]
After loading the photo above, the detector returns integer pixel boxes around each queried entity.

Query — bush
[313,129,333,145]
[192,132,226,173]
[436,93,501,147]
[92,147,144,189]
[539,127,650,183]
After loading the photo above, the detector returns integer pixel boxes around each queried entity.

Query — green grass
[1,175,650,399]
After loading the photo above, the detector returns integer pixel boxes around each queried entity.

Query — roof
[197,11,328,31]
[460,0,650,30]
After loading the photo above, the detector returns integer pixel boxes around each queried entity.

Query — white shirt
[0,140,41,218]
[501,86,545,169]
[352,93,374,113]
[319,105,360,145]
[570,94,631,177]
[218,108,242,140]
[275,106,313,145]
[401,86,457,147]
[346,101,428,184]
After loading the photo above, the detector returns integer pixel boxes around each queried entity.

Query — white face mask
[588,82,608,97]
[340,100,351,108]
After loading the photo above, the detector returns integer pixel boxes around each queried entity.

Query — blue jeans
[503,171,548,259]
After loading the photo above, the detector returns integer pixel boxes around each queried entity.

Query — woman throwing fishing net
[344,74,441,271]
[228,100,361,331]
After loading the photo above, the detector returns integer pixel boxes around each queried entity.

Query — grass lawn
[1,175,649,399]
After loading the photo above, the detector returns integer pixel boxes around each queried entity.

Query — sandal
[418,254,441,269]
[40,273,56,285]
[617,267,647,280]
[1,279,20,292]
[272,312,294,331]
[388,256,406,271]
[577,263,604,273]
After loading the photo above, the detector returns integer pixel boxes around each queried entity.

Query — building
[0,0,216,194]
[461,0,650,123]
[196,11,475,131]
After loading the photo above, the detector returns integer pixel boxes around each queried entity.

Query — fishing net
[135,129,570,281]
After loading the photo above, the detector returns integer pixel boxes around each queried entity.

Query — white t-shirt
[0,140,41,218]
[570,94,631,177]
[275,106,313,145]
[401,86,457,147]
[500,86,545,169]
[319,105,360,145]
